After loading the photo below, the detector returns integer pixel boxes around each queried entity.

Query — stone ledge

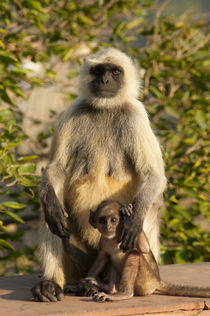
[0,263,210,316]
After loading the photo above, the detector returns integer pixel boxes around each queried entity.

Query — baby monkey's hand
[120,203,133,217]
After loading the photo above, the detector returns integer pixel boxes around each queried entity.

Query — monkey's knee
[32,280,64,302]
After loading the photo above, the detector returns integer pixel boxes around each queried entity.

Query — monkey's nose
[101,73,109,85]
[101,79,109,84]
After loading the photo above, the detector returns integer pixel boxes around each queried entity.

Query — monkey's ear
[89,210,97,228]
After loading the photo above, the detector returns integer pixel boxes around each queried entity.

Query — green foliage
[135,15,210,263]
[0,0,40,274]
[0,105,39,274]
[0,0,209,274]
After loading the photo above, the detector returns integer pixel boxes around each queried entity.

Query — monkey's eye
[111,217,117,223]
[112,69,121,76]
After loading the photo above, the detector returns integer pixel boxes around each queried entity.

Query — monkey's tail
[158,280,210,298]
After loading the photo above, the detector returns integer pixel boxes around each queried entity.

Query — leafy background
[0,0,209,275]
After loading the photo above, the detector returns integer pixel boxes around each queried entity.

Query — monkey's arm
[40,115,74,238]
[40,167,71,238]
[118,102,167,251]
[118,172,165,251]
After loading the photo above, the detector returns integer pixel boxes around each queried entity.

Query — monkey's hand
[120,203,133,216]
[40,184,71,238]
[117,209,142,252]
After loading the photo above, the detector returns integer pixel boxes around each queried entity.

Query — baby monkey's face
[96,208,120,239]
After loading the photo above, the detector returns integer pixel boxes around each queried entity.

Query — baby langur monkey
[85,200,210,302]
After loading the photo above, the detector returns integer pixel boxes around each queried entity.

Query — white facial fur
[78,48,141,108]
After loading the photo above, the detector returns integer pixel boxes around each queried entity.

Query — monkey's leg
[76,264,117,297]
[93,251,139,302]
[98,266,117,294]
[83,265,117,295]
[32,224,66,302]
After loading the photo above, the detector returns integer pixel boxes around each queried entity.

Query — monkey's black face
[89,63,124,98]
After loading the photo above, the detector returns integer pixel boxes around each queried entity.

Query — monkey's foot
[31,280,64,302]
[93,292,110,302]
[76,278,100,297]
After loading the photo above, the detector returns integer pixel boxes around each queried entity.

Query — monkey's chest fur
[67,151,139,249]
[63,109,140,249]
[102,237,127,272]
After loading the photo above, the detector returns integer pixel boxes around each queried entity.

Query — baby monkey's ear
[89,210,97,228]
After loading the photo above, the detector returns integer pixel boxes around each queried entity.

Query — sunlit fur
[38,48,166,293]
[39,214,65,287]
[89,204,210,301]
[79,48,141,108]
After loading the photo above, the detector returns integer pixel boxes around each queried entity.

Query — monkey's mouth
[95,90,117,98]
[103,231,116,239]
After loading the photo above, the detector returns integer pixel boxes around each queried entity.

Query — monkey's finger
[120,232,137,252]
[127,203,133,211]
[120,206,127,216]
[100,295,107,302]
[127,204,133,216]
[41,290,58,302]
[126,234,138,251]
[60,224,71,237]
[93,292,107,302]
[93,294,99,301]
[117,226,126,243]
[47,221,60,237]
[116,223,126,242]
[41,280,64,302]
[56,290,64,301]
[60,219,72,235]
[32,285,50,302]
[50,221,65,237]
[45,210,62,235]
[120,231,131,252]
[124,209,131,216]
[120,204,132,216]
[48,219,70,238]
[125,209,132,216]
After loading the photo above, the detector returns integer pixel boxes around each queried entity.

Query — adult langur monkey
[32,48,167,302]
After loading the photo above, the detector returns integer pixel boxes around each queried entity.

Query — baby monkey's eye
[111,217,117,223]
[112,69,121,76]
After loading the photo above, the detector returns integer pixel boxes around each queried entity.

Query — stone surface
[0,263,210,316]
